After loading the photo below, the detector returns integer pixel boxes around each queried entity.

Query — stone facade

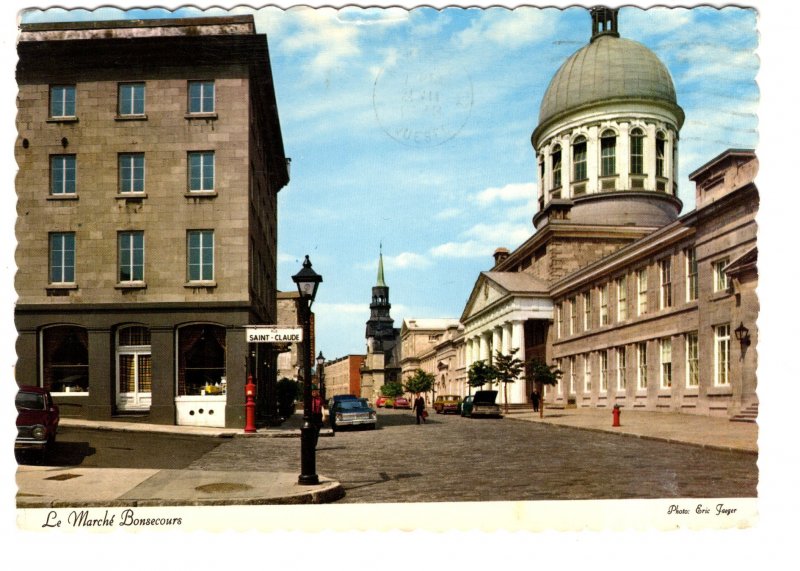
[14,16,289,428]
[322,355,366,399]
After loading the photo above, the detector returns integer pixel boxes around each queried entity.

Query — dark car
[15,386,60,455]
[331,398,377,431]
[459,390,502,418]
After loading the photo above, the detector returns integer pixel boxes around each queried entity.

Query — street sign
[246,326,303,343]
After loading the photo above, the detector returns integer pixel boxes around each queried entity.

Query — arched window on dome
[656,132,667,191]
[572,136,587,182]
[630,128,645,175]
[600,130,616,177]
[552,145,562,192]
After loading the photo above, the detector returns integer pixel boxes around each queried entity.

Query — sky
[2,0,799,563]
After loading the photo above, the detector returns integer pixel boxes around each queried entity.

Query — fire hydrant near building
[612,404,621,427]
[244,374,257,433]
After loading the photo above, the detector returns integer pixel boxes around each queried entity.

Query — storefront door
[116,326,152,411]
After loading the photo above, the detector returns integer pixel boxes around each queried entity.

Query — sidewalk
[16,408,757,509]
[16,414,342,509]
[505,407,758,454]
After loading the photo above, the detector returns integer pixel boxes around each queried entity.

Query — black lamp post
[317,351,326,401]
[293,255,322,485]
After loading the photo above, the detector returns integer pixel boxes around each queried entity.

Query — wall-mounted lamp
[734,322,751,349]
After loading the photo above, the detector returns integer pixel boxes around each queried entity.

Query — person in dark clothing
[310,389,323,447]
[530,389,540,412]
[413,394,427,424]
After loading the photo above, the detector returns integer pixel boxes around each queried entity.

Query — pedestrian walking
[530,389,540,413]
[311,389,323,447]
[413,393,427,424]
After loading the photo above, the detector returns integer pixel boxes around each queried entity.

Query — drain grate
[195,482,252,494]
[45,473,82,481]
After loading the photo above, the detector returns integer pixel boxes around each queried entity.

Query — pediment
[460,271,550,323]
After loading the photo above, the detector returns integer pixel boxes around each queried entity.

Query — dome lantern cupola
[590,6,619,41]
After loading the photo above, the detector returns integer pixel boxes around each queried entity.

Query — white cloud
[473,182,537,205]
[430,220,531,259]
[455,8,562,51]
[277,7,362,74]
[384,252,433,270]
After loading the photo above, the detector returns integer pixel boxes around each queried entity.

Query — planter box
[175,395,226,427]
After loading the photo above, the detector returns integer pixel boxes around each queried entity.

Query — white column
[618,122,630,190]
[492,327,503,364]
[479,332,490,362]
[645,122,658,190]
[587,125,599,194]
[502,322,513,355]
[465,337,473,369]
[512,320,527,403]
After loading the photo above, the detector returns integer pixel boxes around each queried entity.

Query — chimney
[493,248,510,267]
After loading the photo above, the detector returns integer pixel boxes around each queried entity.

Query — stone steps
[730,403,759,423]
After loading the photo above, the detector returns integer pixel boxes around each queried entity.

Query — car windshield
[16,391,45,411]
[340,400,367,411]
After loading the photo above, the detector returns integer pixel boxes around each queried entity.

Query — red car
[393,397,411,409]
[375,396,389,408]
[15,385,60,455]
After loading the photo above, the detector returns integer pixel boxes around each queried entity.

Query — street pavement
[16,406,757,508]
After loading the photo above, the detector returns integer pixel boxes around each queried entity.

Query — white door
[117,351,152,410]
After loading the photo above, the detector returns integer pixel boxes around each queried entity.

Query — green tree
[467,360,497,394]
[380,381,405,398]
[404,369,435,395]
[493,348,524,414]
[525,358,563,418]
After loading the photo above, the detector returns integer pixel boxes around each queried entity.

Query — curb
[504,415,757,455]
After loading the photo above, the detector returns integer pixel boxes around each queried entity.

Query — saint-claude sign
[246,326,303,343]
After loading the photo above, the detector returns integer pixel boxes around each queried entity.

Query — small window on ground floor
[42,325,89,393]
[178,324,226,396]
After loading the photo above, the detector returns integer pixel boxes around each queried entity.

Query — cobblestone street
[187,409,758,503]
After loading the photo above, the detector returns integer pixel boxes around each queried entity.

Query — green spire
[376,245,387,287]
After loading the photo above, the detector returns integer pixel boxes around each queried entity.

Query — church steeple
[365,246,395,348]
[376,244,387,288]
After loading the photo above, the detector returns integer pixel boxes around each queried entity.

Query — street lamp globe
[316,351,325,368]
[292,255,322,304]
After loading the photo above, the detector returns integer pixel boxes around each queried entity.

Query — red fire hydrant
[244,374,256,433]
[612,404,621,427]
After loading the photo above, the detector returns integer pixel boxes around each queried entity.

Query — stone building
[459,7,758,418]
[14,16,289,428]
[399,318,465,400]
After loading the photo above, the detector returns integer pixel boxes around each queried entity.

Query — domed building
[457,7,759,419]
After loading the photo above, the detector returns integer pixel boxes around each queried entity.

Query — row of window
[40,323,226,397]
[49,81,216,120]
[556,248,731,338]
[553,326,730,396]
[541,130,669,186]
[49,230,215,286]
[49,151,216,197]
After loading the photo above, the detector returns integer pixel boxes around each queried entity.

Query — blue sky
[16,4,759,361]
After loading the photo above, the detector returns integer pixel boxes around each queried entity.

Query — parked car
[459,390,502,418]
[393,396,411,409]
[331,398,377,431]
[375,395,389,408]
[383,398,395,408]
[15,385,60,456]
[433,394,462,414]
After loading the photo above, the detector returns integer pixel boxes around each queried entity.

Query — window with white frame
[600,350,608,393]
[50,85,76,118]
[573,136,587,181]
[686,332,699,387]
[637,268,648,316]
[187,230,214,282]
[616,346,627,390]
[118,231,144,283]
[713,258,731,293]
[616,275,627,321]
[600,130,616,176]
[569,356,576,394]
[630,128,644,175]
[685,247,698,301]
[552,146,562,189]
[556,303,563,339]
[656,132,666,178]
[660,338,672,389]
[569,297,576,335]
[583,353,591,393]
[188,151,215,192]
[554,359,563,396]
[600,283,609,325]
[50,155,76,196]
[119,153,145,194]
[188,80,215,114]
[583,291,591,331]
[49,232,76,284]
[637,342,648,390]
[715,324,731,386]
[118,82,145,116]
[659,257,672,309]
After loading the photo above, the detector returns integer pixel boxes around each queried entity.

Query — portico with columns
[461,271,553,407]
